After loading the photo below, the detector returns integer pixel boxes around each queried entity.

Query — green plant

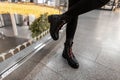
[29,13,50,38]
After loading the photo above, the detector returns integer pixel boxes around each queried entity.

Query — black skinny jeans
[65,0,110,42]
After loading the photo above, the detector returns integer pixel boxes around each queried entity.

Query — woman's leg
[66,0,79,43]
[48,0,110,40]
[65,16,78,43]
[62,0,79,69]
[63,0,110,19]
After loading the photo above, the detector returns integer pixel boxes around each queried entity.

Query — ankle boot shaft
[64,41,73,48]
[63,42,74,57]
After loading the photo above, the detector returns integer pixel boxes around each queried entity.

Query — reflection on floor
[3,10,120,80]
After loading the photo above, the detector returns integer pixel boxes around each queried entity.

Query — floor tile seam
[77,55,120,79]
[76,53,120,74]
[76,51,100,63]
[23,63,45,80]
[95,60,120,74]
[94,46,102,62]
[23,62,66,80]
[94,45,120,73]
[41,62,67,80]
[74,40,103,63]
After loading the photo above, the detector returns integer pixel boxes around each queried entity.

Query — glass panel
[0,1,61,79]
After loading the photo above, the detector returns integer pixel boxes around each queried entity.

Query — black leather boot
[62,42,79,69]
[48,15,66,40]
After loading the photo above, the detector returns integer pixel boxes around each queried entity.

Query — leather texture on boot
[62,42,79,69]
[48,15,66,40]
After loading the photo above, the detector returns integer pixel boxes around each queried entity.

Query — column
[10,14,18,36]
[0,15,5,27]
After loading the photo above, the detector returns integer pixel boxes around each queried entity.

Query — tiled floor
[4,10,120,80]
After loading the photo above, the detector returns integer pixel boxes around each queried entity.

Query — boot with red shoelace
[62,42,79,69]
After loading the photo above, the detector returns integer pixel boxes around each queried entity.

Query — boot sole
[62,53,79,69]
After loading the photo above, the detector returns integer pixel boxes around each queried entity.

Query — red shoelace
[69,48,74,58]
